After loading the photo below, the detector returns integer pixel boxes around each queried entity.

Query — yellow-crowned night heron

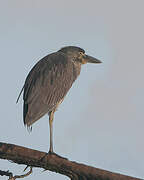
[17,46,101,153]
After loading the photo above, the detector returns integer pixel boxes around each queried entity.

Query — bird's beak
[84,55,102,64]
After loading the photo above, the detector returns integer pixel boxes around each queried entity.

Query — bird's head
[59,46,102,65]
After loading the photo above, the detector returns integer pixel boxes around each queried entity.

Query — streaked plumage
[17,46,101,153]
[23,52,79,126]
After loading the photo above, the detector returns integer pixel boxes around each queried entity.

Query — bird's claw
[48,151,68,160]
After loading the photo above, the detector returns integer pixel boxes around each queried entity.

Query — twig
[8,167,32,180]
[0,170,13,178]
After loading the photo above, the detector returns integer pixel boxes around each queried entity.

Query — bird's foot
[48,151,68,160]
[40,151,68,162]
[39,151,68,173]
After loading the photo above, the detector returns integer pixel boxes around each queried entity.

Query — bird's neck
[72,61,82,80]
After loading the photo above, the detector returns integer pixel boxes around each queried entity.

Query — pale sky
[0,0,144,179]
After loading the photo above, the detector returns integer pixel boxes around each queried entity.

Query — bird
[17,46,101,153]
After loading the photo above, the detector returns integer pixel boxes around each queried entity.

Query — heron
[17,46,101,153]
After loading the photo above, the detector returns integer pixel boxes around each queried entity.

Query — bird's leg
[49,111,54,153]
[45,110,68,160]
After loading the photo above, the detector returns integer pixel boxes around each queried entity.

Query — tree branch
[0,142,141,180]
[0,170,13,178]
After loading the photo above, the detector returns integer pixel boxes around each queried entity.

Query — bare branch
[8,167,32,180]
[0,142,141,180]
[0,169,13,178]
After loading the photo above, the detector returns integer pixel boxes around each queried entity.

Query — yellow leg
[49,111,54,153]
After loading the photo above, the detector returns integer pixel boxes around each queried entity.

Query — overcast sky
[0,0,144,179]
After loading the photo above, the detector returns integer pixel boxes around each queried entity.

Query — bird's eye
[79,52,84,56]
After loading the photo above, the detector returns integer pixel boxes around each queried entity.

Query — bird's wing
[23,52,76,126]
